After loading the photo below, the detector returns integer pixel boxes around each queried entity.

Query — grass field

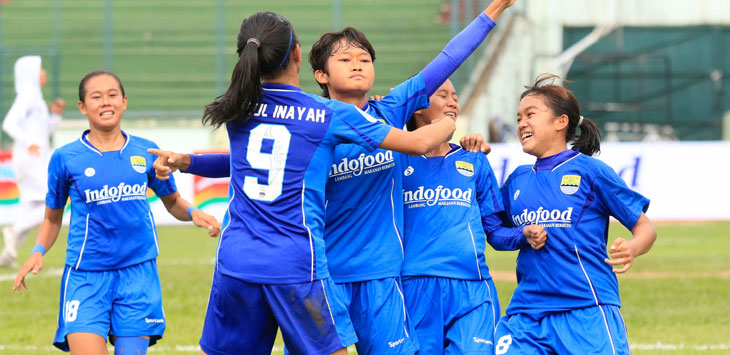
[1,222,729,354]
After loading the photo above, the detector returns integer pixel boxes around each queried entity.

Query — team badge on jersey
[84,167,95,177]
[455,161,474,177]
[560,175,581,194]
[130,156,146,174]
[404,166,414,176]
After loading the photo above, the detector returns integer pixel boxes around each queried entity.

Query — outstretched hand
[148,148,188,180]
[523,224,547,250]
[191,209,222,237]
[605,237,635,273]
[13,253,45,294]
[459,133,491,154]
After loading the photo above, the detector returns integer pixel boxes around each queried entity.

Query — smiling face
[412,79,460,128]
[314,39,375,98]
[77,74,127,132]
[516,93,569,158]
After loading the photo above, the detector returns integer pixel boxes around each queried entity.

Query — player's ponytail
[203,12,299,128]
[571,115,601,156]
[521,74,601,156]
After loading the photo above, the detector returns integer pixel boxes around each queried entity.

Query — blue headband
[279,30,293,67]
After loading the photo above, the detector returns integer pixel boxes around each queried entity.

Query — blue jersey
[324,74,429,282]
[217,83,391,284]
[400,145,504,280]
[46,131,177,271]
[500,149,649,320]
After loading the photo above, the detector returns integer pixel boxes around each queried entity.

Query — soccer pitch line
[0,267,63,282]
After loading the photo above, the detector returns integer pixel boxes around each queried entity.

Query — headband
[279,30,293,67]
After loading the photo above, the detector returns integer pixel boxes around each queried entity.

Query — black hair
[521,74,601,156]
[308,27,376,98]
[203,12,299,127]
[78,70,125,103]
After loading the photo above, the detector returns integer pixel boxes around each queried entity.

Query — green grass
[1,222,729,354]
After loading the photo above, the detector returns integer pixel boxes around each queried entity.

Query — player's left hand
[459,133,491,154]
[605,237,634,273]
[191,209,221,237]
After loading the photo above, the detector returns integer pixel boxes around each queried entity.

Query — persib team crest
[130,156,146,174]
[560,175,581,194]
[455,161,474,177]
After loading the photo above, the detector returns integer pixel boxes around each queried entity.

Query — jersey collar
[421,143,461,159]
[262,82,302,92]
[532,149,580,172]
[80,129,130,156]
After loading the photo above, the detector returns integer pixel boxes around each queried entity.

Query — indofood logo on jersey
[329,151,395,181]
[84,182,148,205]
[130,156,146,174]
[511,207,574,228]
[403,185,472,208]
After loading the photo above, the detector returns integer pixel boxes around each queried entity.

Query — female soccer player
[493,75,657,355]
[1,55,65,268]
[399,79,546,355]
[305,2,513,353]
[12,70,220,355]
[151,12,456,355]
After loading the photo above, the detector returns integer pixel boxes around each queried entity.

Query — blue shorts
[494,305,629,355]
[53,259,165,351]
[402,276,500,355]
[199,271,356,355]
[337,277,419,355]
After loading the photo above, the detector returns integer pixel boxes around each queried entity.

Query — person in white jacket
[1,55,64,267]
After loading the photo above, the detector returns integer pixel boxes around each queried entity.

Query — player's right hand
[148,148,188,180]
[13,253,45,294]
[523,224,547,249]
[191,209,222,237]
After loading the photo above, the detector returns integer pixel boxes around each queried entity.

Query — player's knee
[114,336,150,355]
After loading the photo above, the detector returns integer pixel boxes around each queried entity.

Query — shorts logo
[84,167,95,177]
[513,189,520,200]
[130,156,146,174]
[388,337,405,348]
[560,175,581,195]
[455,161,474,177]
[404,166,414,176]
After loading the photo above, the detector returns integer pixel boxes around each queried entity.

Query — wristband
[187,206,199,219]
[31,244,46,256]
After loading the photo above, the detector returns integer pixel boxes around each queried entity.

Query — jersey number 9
[244,124,291,202]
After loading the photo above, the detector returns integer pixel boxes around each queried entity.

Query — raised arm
[13,207,64,294]
[420,0,516,96]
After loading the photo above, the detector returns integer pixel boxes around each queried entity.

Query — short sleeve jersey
[400,145,504,280]
[217,83,392,284]
[46,131,177,271]
[500,149,650,320]
[324,74,429,283]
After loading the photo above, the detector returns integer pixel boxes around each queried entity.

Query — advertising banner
[1,142,729,226]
